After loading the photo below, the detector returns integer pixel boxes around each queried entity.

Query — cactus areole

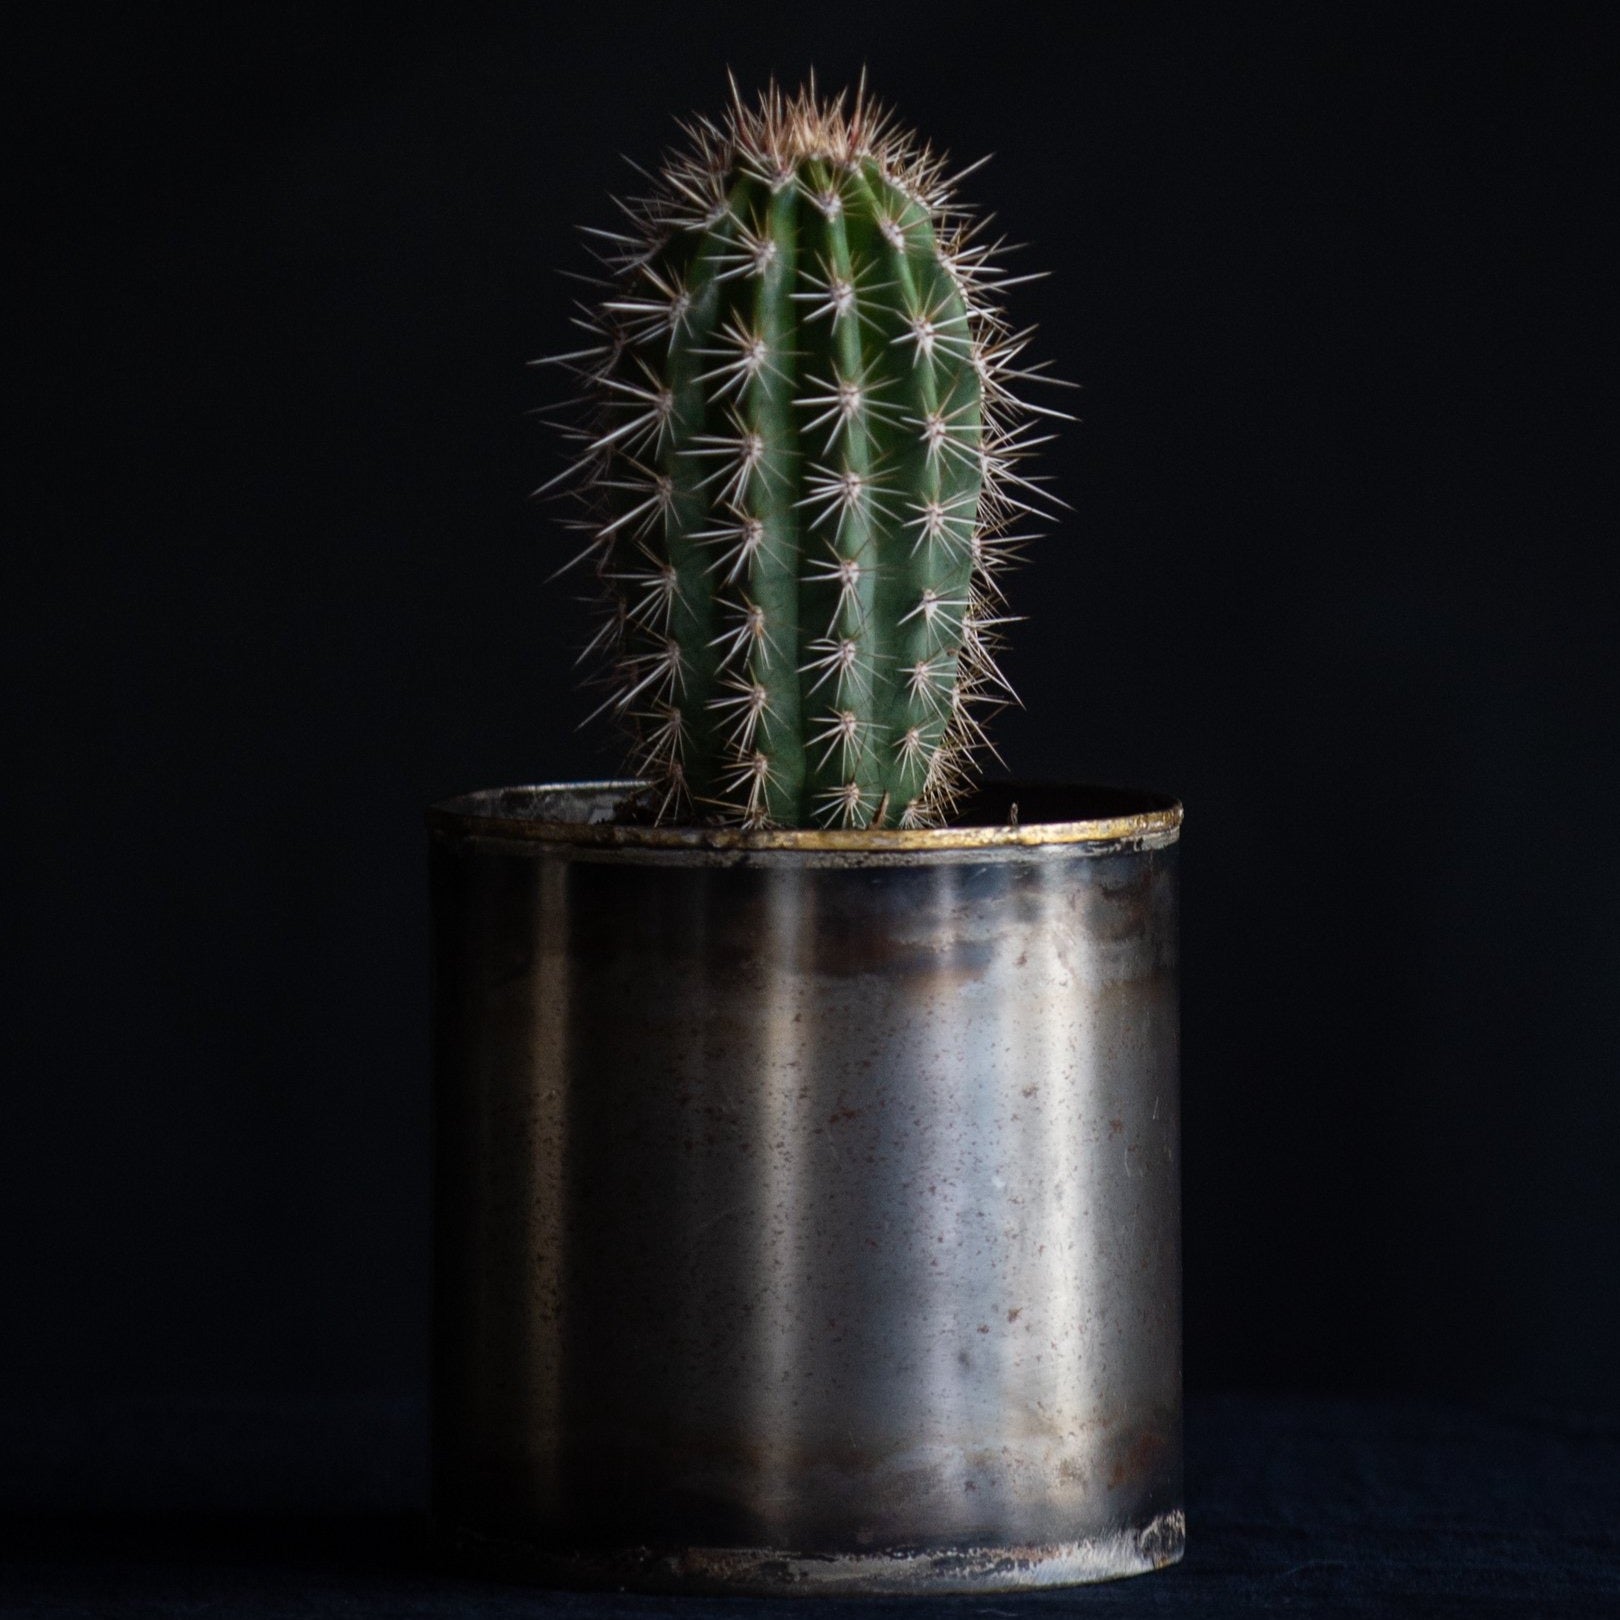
[542,80,1063,828]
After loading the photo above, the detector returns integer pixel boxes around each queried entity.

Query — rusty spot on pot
[1107,1427,1170,1493]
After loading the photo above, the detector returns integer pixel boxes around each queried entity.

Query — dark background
[8,2,1615,1514]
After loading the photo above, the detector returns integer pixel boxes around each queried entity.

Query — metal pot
[428,780,1183,1594]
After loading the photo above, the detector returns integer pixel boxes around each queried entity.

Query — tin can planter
[429,780,1183,1595]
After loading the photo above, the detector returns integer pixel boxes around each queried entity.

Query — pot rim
[427,779,1181,858]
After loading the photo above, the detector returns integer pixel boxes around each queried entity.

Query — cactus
[542,79,1063,828]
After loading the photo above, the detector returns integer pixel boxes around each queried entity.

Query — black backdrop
[9,3,1616,1502]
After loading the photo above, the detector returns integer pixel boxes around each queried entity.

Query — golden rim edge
[427,781,1183,854]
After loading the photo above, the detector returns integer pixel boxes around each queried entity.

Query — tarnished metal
[430,781,1183,1594]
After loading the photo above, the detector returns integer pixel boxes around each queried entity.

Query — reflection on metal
[431,782,1183,1594]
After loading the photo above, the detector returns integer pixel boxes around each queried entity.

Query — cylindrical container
[429,780,1183,1595]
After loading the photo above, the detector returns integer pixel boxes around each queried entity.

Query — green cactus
[543,80,1062,827]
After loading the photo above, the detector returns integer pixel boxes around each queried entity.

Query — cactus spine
[544,80,1062,828]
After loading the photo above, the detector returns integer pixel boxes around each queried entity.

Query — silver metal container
[429,780,1183,1595]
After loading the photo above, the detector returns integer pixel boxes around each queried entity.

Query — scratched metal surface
[430,784,1182,1593]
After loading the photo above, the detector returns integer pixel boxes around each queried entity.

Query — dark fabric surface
[2,1395,1616,1616]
